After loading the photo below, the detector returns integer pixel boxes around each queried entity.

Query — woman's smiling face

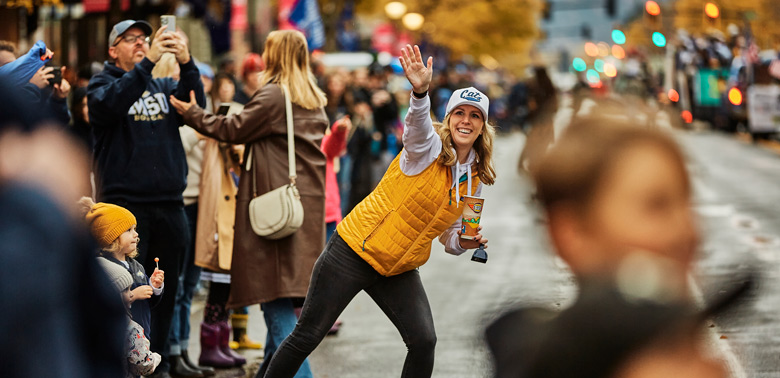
[448,104,484,151]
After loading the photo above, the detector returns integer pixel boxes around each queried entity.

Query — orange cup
[460,196,484,239]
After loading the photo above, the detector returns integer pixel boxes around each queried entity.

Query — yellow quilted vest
[337,152,480,276]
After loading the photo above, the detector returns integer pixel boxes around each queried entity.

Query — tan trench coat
[184,83,328,308]
[193,138,239,273]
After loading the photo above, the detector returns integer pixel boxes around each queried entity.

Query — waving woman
[261,44,496,378]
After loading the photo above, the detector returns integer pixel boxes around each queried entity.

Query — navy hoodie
[97,254,162,339]
[87,57,205,204]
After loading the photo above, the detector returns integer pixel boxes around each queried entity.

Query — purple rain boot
[218,321,246,366]
[198,322,236,368]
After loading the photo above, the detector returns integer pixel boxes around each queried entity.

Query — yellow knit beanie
[84,202,137,247]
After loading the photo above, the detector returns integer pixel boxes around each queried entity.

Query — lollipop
[154,257,159,270]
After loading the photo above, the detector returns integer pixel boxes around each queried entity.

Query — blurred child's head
[97,257,134,306]
[533,119,697,281]
[79,197,139,259]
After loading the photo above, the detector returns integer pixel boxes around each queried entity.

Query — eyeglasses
[113,34,150,46]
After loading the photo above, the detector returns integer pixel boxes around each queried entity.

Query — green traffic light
[652,32,666,47]
[572,58,587,72]
[611,30,626,45]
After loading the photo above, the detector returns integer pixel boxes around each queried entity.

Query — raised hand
[150,268,164,289]
[147,26,177,63]
[29,66,54,89]
[399,44,433,94]
[171,32,191,64]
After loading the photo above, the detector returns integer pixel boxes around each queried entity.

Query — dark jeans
[168,202,202,355]
[262,232,436,378]
[119,201,188,372]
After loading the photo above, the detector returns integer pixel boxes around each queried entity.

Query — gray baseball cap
[108,20,153,48]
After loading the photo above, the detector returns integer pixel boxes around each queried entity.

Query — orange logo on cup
[468,202,482,213]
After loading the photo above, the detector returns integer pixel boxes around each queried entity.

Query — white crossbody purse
[247,85,304,239]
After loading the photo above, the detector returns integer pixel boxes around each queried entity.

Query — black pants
[119,201,188,371]
[262,232,437,378]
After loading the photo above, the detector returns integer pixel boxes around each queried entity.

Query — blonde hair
[152,53,179,79]
[434,113,497,185]
[259,30,327,110]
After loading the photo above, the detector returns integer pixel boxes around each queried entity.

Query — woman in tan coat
[170,30,328,378]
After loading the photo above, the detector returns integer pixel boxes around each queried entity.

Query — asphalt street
[185,128,780,378]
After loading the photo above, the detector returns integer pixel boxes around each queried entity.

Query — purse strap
[248,84,297,197]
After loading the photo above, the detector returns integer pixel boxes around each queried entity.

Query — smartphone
[217,104,231,115]
[161,15,176,33]
[48,66,62,86]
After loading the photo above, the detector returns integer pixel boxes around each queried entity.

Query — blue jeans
[256,298,313,378]
[325,221,337,242]
[168,202,202,355]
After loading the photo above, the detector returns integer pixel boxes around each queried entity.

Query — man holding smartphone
[87,19,206,378]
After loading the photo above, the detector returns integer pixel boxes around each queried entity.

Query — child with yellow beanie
[79,197,165,341]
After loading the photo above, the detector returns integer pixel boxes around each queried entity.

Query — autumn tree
[674,0,780,48]
[349,0,542,74]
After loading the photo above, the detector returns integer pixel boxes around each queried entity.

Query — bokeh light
[586,69,600,84]
[705,3,720,18]
[584,42,599,57]
[402,13,425,31]
[572,58,587,72]
[681,110,693,123]
[612,29,626,45]
[612,45,626,59]
[594,59,605,73]
[604,63,617,77]
[384,2,407,20]
[728,88,743,105]
[652,32,666,47]
[645,1,661,16]
[668,89,679,102]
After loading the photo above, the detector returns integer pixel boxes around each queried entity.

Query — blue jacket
[0,40,70,126]
[88,57,206,204]
[97,254,162,339]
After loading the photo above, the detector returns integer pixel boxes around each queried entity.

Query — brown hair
[532,118,689,215]
[259,30,327,110]
[0,40,16,54]
[434,113,497,185]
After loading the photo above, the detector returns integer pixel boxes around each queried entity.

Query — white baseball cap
[445,87,490,120]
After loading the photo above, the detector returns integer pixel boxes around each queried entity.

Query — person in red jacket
[322,115,352,240]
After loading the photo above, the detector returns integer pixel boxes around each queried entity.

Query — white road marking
[688,275,748,378]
